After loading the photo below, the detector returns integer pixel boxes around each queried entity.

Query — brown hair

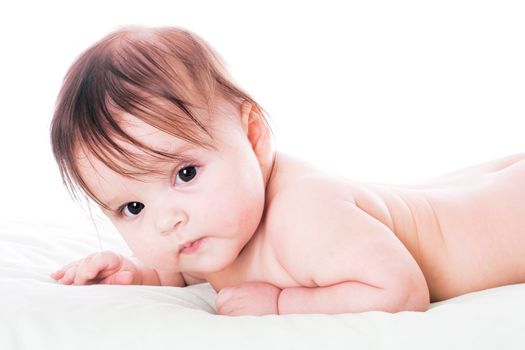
[50,25,267,208]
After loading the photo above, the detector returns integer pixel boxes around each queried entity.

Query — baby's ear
[240,100,273,167]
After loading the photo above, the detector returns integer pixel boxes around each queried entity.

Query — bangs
[51,26,265,208]
[62,96,213,209]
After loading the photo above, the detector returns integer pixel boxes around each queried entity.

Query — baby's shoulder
[262,153,396,249]
[267,172,391,225]
[261,173,404,286]
[264,172,390,235]
[268,173,355,211]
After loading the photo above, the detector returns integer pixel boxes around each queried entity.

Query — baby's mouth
[180,237,205,254]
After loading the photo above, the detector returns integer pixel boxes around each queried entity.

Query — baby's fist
[215,281,281,316]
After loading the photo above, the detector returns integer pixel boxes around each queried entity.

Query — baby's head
[51,26,274,275]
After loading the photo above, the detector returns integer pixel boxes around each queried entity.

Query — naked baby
[50,26,525,316]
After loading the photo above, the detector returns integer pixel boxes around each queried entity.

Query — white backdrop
[0,0,523,226]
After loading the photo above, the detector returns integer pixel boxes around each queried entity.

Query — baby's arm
[272,179,429,314]
[50,251,186,287]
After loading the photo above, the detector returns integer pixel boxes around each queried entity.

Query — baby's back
[365,154,525,301]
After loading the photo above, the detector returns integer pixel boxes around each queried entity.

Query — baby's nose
[156,211,188,237]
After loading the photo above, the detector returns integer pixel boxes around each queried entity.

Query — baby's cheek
[235,189,266,235]
[207,199,247,232]
[235,176,264,211]
[208,184,263,236]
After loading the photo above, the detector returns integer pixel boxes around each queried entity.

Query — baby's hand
[50,251,142,285]
[215,281,281,316]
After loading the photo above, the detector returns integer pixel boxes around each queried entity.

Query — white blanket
[1,219,524,350]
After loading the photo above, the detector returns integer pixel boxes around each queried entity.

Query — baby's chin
[188,247,243,275]
[197,253,238,273]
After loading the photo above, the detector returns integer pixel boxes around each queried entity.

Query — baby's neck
[263,151,319,204]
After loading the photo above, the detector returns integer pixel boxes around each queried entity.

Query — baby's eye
[121,202,145,217]
[176,166,198,184]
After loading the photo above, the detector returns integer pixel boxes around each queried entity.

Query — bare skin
[51,100,525,315]
[368,153,525,301]
[210,152,525,304]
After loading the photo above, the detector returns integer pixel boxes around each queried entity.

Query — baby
[50,26,525,316]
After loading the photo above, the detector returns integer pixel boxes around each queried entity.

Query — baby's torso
[205,153,525,302]
[371,153,525,301]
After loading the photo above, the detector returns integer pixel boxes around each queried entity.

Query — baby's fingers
[73,251,122,285]
[50,259,83,280]
[58,265,81,285]
[50,269,65,280]
[89,251,122,278]
[73,261,99,285]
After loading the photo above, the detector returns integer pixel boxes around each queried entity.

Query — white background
[0,0,523,226]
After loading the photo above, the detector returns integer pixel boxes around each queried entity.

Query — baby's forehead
[117,113,191,153]
[75,114,201,180]
[115,98,239,143]
[74,99,242,179]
